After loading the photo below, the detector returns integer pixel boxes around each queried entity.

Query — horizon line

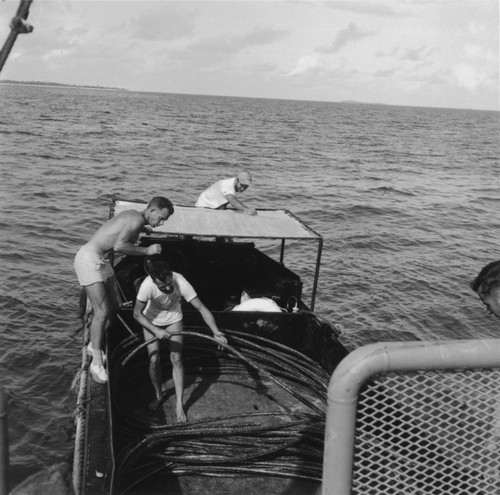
[1,79,497,113]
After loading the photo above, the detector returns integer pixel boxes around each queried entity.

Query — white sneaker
[90,363,108,384]
[87,342,107,365]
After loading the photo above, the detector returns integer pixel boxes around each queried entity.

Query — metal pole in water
[0,387,9,495]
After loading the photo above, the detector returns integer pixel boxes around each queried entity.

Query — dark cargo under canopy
[111,198,324,310]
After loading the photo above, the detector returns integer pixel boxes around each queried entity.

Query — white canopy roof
[112,200,321,240]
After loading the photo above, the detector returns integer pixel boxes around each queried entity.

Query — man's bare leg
[84,282,112,383]
[149,352,163,410]
[85,282,109,368]
[144,330,164,411]
[172,354,186,422]
[169,329,186,422]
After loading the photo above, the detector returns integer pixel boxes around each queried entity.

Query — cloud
[317,22,369,54]
[286,54,321,76]
[399,45,431,61]
[186,25,288,55]
[323,1,397,17]
[375,67,397,77]
[375,46,400,58]
[160,25,289,72]
[42,49,71,63]
[7,50,23,62]
[453,64,481,92]
[467,21,487,36]
[129,7,196,41]
[463,44,484,59]
[376,44,433,65]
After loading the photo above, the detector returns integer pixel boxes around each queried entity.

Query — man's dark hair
[148,196,174,215]
[470,260,500,296]
[145,255,172,281]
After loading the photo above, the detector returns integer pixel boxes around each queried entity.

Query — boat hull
[73,205,348,494]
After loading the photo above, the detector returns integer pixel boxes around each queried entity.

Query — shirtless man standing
[74,196,174,383]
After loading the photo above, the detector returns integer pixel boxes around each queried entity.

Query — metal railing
[323,339,500,495]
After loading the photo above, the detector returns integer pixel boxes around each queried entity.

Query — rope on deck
[0,0,34,74]
[71,312,91,495]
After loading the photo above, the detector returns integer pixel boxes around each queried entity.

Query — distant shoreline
[1,80,495,113]
[0,80,127,91]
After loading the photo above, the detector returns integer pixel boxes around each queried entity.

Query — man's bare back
[85,210,148,257]
[85,201,173,258]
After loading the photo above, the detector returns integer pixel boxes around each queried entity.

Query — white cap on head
[237,170,252,186]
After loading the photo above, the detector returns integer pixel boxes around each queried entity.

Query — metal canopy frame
[110,196,323,311]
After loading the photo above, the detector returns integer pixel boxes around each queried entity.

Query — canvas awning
[112,199,321,240]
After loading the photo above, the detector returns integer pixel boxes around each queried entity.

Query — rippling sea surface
[1,83,499,484]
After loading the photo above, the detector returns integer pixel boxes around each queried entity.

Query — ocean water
[1,83,499,485]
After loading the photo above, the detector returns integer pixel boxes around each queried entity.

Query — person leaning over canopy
[471,260,500,319]
[74,196,174,384]
[195,170,257,215]
[133,255,227,419]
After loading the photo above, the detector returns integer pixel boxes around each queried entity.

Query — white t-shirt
[195,178,237,209]
[232,298,282,313]
[136,272,197,326]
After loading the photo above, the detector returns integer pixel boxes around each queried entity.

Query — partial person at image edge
[470,260,500,318]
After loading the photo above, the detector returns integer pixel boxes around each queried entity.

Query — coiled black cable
[111,326,329,494]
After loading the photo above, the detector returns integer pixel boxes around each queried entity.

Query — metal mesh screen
[352,369,500,495]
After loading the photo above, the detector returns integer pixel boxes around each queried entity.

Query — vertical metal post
[109,196,117,267]
[0,0,34,74]
[279,238,285,264]
[0,387,9,495]
[310,237,322,311]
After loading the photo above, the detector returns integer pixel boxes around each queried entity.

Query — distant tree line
[0,79,126,91]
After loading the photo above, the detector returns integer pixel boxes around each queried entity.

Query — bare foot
[148,397,161,411]
[176,403,187,422]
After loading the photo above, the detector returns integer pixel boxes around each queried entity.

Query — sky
[1,0,498,110]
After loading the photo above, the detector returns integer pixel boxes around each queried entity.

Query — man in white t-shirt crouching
[195,170,257,215]
[133,255,227,419]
